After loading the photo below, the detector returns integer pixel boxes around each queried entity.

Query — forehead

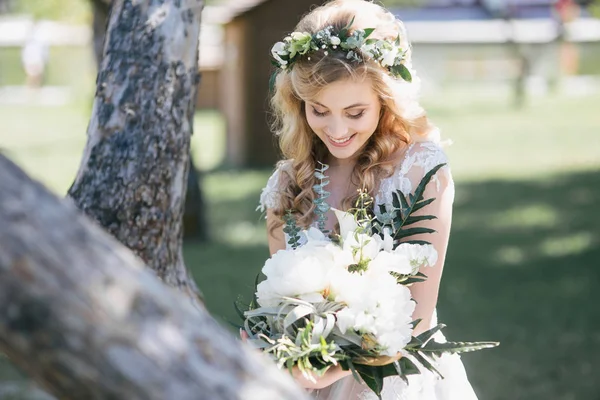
[311,78,377,108]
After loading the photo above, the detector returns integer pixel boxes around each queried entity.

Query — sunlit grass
[489,204,559,229]
[540,232,594,257]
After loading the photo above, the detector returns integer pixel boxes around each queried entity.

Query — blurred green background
[1,0,600,399]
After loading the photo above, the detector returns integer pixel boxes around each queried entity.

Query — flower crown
[270,17,412,83]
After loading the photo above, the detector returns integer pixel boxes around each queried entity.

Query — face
[304,78,381,164]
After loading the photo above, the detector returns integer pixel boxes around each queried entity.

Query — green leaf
[404,215,437,226]
[390,63,412,82]
[344,15,356,31]
[402,239,432,246]
[397,190,409,210]
[412,351,443,378]
[398,356,420,375]
[420,340,500,357]
[410,198,435,213]
[363,28,375,38]
[411,318,423,329]
[394,227,436,240]
[402,275,428,285]
[415,323,446,346]
[413,164,446,202]
[391,191,401,209]
[268,71,277,93]
[253,273,261,304]
[355,365,385,399]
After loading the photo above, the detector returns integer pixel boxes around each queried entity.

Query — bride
[257,1,479,398]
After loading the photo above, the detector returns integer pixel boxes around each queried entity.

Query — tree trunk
[89,0,210,243]
[0,154,310,400]
[69,0,203,303]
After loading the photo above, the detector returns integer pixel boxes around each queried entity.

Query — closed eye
[312,107,328,117]
[312,107,365,119]
[348,110,365,119]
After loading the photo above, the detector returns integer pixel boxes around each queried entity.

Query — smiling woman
[255,1,483,399]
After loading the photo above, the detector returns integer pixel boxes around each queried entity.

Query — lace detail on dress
[375,141,452,215]
[257,160,292,213]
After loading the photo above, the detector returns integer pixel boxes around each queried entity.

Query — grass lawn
[1,87,599,399]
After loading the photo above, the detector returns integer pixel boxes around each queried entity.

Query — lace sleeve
[257,160,292,213]
[378,141,454,208]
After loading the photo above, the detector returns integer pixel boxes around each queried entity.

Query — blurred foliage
[11,0,91,23]
[590,0,600,17]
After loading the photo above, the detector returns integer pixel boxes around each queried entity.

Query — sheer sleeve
[257,160,292,213]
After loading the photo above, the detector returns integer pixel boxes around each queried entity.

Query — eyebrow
[313,101,369,110]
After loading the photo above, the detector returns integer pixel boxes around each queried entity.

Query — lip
[326,133,356,148]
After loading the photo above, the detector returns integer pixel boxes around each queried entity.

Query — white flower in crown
[380,46,399,67]
[271,41,288,66]
[329,36,341,46]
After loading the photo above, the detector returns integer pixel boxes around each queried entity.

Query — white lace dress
[258,141,479,400]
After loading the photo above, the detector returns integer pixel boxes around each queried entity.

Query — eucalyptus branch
[283,210,302,249]
[313,162,331,234]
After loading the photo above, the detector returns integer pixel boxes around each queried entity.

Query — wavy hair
[269,0,438,232]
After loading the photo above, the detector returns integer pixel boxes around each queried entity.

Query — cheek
[356,114,380,134]
[305,113,326,132]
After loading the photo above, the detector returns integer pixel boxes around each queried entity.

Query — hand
[291,363,352,390]
[239,330,351,389]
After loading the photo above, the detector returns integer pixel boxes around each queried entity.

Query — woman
[258,1,478,398]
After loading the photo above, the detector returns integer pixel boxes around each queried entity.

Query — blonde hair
[269,0,437,231]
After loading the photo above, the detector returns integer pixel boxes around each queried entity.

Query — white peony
[342,231,382,264]
[256,246,335,307]
[369,250,412,275]
[395,243,438,274]
[332,208,358,238]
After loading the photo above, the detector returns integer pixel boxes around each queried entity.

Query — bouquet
[237,162,498,398]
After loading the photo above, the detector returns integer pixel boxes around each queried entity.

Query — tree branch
[0,154,309,400]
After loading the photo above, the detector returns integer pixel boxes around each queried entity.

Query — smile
[327,133,356,146]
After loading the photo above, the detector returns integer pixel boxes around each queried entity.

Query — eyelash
[312,108,365,119]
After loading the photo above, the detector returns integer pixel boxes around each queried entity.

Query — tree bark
[89,0,210,243]
[69,0,203,303]
[0,154,310,400]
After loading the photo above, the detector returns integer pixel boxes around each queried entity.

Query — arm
[403,162,454,336]
[266,209,287,256]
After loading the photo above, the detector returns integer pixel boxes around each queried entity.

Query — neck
[327,155,358,169]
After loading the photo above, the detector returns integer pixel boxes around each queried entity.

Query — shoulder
[258,159,293,212]
[379,140,453,200]
[400,140,450,178]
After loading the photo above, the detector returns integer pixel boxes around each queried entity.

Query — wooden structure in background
[219,0,328,167]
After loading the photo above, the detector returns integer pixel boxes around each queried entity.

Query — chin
[326,145,360,160]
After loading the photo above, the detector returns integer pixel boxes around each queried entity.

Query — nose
[325,119,349,138]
